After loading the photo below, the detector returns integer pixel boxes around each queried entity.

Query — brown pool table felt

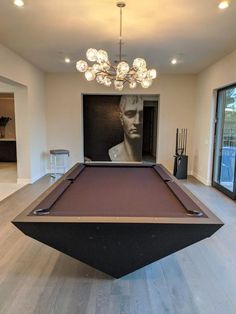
[30,164,206,218]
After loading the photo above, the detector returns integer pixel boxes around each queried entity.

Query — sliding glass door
[213,84,236,199]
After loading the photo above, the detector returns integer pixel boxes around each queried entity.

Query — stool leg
[51,154,56,178]
[67,154,69,171]
[54,155,57,177]
[63,154,66,174]
[50,154,55,178]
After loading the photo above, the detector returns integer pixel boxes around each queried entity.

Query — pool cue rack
[173,128,188,179]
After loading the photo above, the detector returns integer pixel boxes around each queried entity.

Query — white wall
[46,73,196,173]
[0,44,47,183]
[193,49,236,185]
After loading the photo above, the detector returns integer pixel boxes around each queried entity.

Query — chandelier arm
[95,71,116,80]
[94,72,116,85]
[109,65,117,72]
[123,79,130,84]
[126,73,137,80]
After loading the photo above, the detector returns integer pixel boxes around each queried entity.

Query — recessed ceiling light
[65,58,71,63]
[171,58,177,65]
[218,1,229,9]
[14,0,24,7]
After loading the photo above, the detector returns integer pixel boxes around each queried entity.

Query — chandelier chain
[119,5,122,62]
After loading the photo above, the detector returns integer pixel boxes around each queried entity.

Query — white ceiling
[0,0,236,74]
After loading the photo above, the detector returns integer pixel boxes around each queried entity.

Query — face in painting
[120,96,143,140]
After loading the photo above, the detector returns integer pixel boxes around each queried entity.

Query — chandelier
[75,2,157,90]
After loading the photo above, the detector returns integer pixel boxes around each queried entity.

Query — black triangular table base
[13,221,222,278]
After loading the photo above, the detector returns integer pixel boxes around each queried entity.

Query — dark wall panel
[83,95,123,161]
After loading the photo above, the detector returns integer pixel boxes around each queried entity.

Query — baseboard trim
[30,173,45,184]
[191,171,211,186]
[17,178,31,185]
[17,170,48,185]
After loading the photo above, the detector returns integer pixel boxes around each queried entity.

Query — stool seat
[50,149,70,156]
[50,149,70,178]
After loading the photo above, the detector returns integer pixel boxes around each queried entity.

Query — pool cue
[176,128,178,155]
[185,128,187,155]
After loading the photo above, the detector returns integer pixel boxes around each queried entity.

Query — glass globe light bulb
[129,81,137,89]
[97,50,108,63]
[92,64,101,73]
[114,80,123,90]
[148,69,157,79]
[117,62,130,75]
[96,74,105,84]
[116,71,125,80]
[85,68,95,81]
[104,77,112,87]
[133,58,146,70]
[101,61,110,71]
[137,69,147,80]
[141,78,152,88]
[76,60,88,72]
[86,48,98,62]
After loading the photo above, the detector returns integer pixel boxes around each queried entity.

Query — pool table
[12,163,223,278]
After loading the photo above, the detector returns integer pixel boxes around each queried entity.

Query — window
[213,85,236,199]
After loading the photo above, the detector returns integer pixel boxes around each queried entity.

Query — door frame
[212,83,236,199]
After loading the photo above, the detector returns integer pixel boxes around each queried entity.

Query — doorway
[0,93,17,185]
[212,84,236,199]
[142,100,158,163]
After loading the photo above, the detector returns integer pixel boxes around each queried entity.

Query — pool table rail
[12,163,223,226]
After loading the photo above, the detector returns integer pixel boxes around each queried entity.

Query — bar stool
[50,149,70,178]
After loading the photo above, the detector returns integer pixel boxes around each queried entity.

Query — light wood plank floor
[0,163,25,201]
[0,175,235,314]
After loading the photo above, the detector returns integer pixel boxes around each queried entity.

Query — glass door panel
[213,85,236,199]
